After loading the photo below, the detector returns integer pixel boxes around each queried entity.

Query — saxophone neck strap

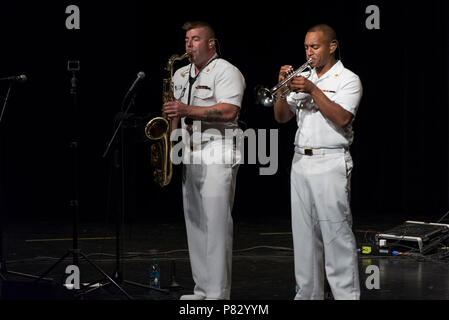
[187,56,219,105]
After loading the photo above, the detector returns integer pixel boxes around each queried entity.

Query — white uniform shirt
[172,55,246,139]
[287,60,362,149]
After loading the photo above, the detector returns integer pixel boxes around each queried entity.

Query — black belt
[295,147,347,156]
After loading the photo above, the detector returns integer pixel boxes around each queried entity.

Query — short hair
[307,24,337,43]
[182,21,216,40]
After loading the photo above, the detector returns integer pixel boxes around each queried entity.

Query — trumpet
[255,58,313,107]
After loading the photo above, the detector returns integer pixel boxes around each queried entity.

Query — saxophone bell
[145,117,169,141]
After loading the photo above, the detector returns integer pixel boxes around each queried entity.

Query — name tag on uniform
[196,85,211,90]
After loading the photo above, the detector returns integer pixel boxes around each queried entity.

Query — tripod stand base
[1,263,53,282]
[6,270,53,282]
[73,278,170,299]
[36,249,133,300]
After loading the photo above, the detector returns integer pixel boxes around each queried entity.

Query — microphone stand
[34,64,132,300]
[0,79,48,282]
[0,81,14,281]
[102,78,169,296]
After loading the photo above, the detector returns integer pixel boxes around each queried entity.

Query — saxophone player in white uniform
[163,21,245,300]
[274,24,362,300]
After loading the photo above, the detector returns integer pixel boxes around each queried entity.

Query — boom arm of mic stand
[102,94,136,159]
[0,82,14,126]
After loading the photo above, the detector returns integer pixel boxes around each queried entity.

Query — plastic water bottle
[149,259,161,288]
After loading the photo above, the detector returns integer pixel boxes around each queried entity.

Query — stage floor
[1,213,449,301]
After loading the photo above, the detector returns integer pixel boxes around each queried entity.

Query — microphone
[121,71,146,107]
[127,71,145,94]
[0,74,27,83]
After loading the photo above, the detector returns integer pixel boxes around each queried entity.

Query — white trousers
[182,143,239,300]
[290,150,360,300]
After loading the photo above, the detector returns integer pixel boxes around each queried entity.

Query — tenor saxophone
[145,52,191,187]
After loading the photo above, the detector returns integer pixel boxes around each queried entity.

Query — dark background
[0,1,448,226]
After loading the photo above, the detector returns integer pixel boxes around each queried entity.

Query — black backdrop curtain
[0,0,448,223]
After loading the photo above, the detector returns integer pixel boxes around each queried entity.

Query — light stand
[102,72,169,296]
[34,61,132,299]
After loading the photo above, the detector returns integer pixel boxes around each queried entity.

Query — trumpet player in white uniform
[163,21,245,300]
[273,24,362,300]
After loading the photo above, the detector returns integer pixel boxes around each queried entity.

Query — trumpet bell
[255,86,274,107]
[254,58,313,108]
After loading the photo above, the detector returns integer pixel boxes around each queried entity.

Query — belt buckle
[304,148,313,156]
